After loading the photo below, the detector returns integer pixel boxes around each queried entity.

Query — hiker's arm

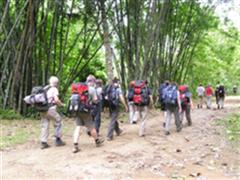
[120,94,128,112]
[149,95,154,107]
[190,97,194,110]
[177,92,182,112]
[54,96,65,107]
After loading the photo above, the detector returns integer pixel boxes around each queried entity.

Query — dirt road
[2,96,240,179]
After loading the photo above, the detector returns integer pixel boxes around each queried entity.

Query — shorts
[75,113,94,130]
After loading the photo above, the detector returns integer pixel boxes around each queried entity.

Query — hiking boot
[95,138,104,147]
[163,122,166,128]
[188,121,192,126]
[41,142,50,149]
[117,129,125,136]
[72,146,80,153]
[165,131,170,135]
[106,136,113,141]
[55,138,66,146]
[177,127,182,132]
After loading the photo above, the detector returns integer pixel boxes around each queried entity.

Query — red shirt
[205,86,213,96]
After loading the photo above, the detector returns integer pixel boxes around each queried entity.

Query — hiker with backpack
[157,80,170,127]
[216,84,225,109]
[95,79,104,135]
[105,78,128,141]
[131,80,153,137]
[163,82,182,135]
[205,84,214,109]
[233,85,237,94]
[127,81,136,124]
[72,75,104,153]
[196,83,205,108]
[179,85,193,126]
[24,76,65,149]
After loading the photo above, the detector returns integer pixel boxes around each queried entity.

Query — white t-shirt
[46,86,59,104]
[197,86,205,96]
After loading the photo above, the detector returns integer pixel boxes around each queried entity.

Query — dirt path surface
[2,96,240,180]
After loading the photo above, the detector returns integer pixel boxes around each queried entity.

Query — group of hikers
[24,75,227,153]
[196,83,226,110]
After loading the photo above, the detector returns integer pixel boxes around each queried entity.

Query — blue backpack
[158,83,169,101]
[163,85,178,105]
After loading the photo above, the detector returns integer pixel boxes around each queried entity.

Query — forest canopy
[0,0,239,114]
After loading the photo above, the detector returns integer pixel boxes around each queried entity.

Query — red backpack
[68,83,91,115]
[132,80,149,106]
[179,85,190,106]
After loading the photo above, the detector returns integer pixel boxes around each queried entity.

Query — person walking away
[205,85,213,109]
[196,84,205,108]
[126,81,136,124]
[105,78,128,141]
[157,80,170,127]
[179,85,193,126]
[72,75,104,153]
[233,85,237,95]
[131,80,153,137]
[95,79,103,135]
[164,82,182,135]
[40,76,65,149]
[217,85,225,109]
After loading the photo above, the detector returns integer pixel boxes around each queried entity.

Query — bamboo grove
[0,0,224,114]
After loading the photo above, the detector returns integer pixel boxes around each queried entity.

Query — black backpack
[218,86,225,97]
[104,85,120,108]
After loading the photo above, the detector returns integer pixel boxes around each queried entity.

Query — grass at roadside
[216,113,240,142]
[0,111,129,150]
[0,119,40,150]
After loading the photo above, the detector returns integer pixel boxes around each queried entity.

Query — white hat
[49,76,59,87]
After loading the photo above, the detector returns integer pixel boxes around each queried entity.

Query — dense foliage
[0,0,239,114]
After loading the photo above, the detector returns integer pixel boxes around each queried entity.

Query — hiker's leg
[139,106,148,136]
[107,108,118,139]
[132,105,139,123]
[179,106,184,124]
[113,109,121,135]
[163,110,167,127]
[73,125,81,144]
[47,108,62,139]
[174,107,182,131]
[165,109,172,132]
[94,103,101,134]
[219,97,224,108]
[40,113,50,143]
[128,102,135,123]
[186,105,192,125]
[209,96,212,108]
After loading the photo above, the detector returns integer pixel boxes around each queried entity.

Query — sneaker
[72,146,80,153]
[41,142,50,149]
[139,134,145,137]
[132,121,137,124]
[95,138,104,147]
[165,131,170,135]
[55,138,66,146]
[188,121,192,126]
